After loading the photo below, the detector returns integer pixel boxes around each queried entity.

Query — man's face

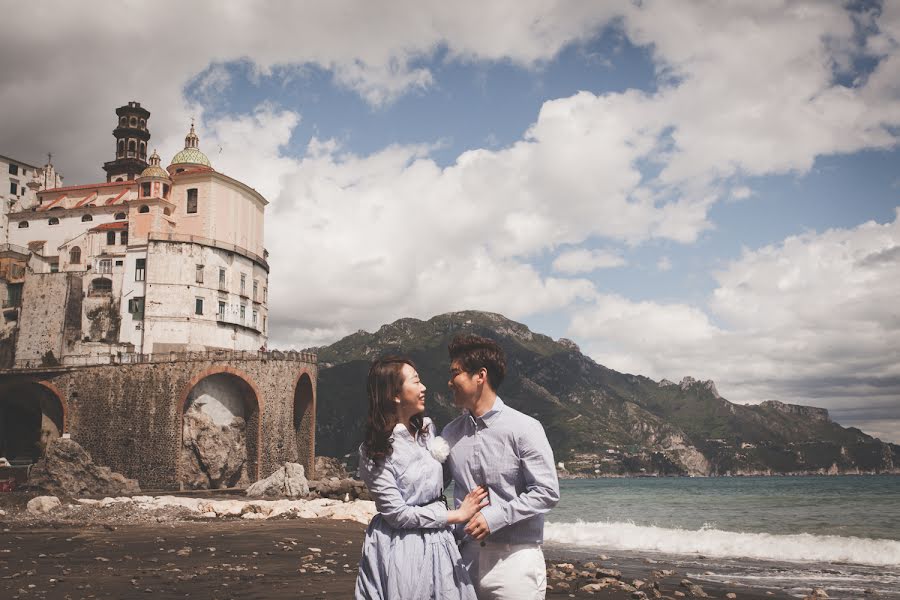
[448,359,479,410]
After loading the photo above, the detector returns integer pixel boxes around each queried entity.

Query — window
[195,264,204,283]
[263,316,266,332]
[139,142,146,158]
[195,298,204,315]
[218,268,226,289]
[48,217,59,225]
[218,301,226,319]
[69,247,81,264]
[114,212,126,220]
[50,262,59,273]
[10,182,17,195]
[253,281,258,301]
[240,273,246,295]
[240,304,246,321]
[135,258,146,281]
[9,163,18,175]
[128,140,136,153]
[17,221,28,229]
[128,297,144,317]
[141,182,151,197]
[252,310,257,327]
[115,260,123,266]
[129,116,136,127]
[263,286,267,302]
[81,214,93,222]
[118,140,125,156]
[186,188,198,213]
[107,231,116,245]
[89,277,112,295]
[120,116,127,127]
[162,183,170,198]
[138,205,149,214]
[120,231,128,245]
[98,259,112,274]
[140,118,146,129]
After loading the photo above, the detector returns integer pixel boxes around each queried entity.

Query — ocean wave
[544,521,900,567]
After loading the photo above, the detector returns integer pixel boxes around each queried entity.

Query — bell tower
[102,101,151,182]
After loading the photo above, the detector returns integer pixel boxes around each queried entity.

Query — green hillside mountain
[315,311,899,476]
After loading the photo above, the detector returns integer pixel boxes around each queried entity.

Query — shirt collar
[468,396,505,427]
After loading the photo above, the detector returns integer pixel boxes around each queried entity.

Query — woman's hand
[447,486,488,524]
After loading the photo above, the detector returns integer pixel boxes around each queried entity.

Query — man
[442,334,560,599]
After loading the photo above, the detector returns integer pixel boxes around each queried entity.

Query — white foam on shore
[544,520,900,567]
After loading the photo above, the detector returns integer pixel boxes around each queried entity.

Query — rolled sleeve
[359,459,449,529]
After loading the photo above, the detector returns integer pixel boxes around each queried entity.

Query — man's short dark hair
[448,334,506,391]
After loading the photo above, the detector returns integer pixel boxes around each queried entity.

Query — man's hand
[464,512,490,540]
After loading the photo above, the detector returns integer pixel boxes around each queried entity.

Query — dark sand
[0,517,797,599]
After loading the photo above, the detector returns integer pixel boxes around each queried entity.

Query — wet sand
[0,517,797,599]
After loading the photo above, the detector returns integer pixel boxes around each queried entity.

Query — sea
[542,476,900,599]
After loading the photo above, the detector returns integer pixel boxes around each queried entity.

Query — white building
[1,102,269,364]
[0,153,64,245]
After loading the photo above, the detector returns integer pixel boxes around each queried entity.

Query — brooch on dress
[429,436,450,463]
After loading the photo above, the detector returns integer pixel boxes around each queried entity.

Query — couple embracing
[355,334,560,599]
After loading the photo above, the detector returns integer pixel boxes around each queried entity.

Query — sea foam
[544,521,900,567]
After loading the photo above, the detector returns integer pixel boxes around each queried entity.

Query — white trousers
[459,542,546,600]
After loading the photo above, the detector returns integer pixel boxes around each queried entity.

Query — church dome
[168,122,212,171]
[140,149,170,178]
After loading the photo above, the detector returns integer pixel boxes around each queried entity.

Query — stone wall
[15,272,70,363]
[0,355,316,489]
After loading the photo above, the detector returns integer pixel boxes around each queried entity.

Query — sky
[2,1,899,442]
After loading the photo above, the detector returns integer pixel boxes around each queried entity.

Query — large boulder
[28,438,140,497]
[314,456,349,480]
[26,495,62,514]
[310,477,370,500]
[181,408,248,489]
[246,463,309,498]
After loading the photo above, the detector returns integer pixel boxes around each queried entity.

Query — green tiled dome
[170,147,211,167]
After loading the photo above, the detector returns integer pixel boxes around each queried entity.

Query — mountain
[315,311,899,477]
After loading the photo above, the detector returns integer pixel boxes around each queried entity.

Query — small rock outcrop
[246,463,310,498]
[28,438,140,497]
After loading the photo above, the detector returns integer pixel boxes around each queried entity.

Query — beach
[0,517,798,600]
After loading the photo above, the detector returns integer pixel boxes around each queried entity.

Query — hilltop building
[0,103,316,490]
[1,153,64,244]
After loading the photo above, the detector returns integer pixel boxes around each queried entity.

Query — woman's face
[395,363,426,420]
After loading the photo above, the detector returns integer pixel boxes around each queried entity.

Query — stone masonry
[0,351,316,490]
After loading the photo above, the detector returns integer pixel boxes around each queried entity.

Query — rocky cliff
[315,311,900,477]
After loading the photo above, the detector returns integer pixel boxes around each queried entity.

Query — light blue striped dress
[355,418,476,600]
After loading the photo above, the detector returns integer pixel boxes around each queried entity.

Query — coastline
[0,510,804,599]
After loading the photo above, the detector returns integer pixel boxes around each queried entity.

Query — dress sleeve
[359,450,449,530]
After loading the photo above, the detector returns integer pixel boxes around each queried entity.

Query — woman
[355,356,485,600]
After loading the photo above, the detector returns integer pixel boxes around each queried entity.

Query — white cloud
[570,210,900,441]
[731,186,752,201]
[553,248,625,274]
[656,256,672,272]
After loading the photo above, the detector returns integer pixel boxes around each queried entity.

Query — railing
[9,349,316,369]
[148,232,269,272]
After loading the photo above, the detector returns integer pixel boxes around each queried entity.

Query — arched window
[120,116,127,126]
[138,205,150,214]
[114,212,126,220]
[128,140,136,153]
[129,116,137,127]
[18,221,28,228]
[118,139,125,157]
[48,217,59,226]
[81,214,93,222]
[140,118,146,129]
[89,277,112,295]
[139,141,146,159]
[69,247,81,264]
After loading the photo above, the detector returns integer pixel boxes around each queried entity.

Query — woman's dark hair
[363,355,427,461]
[448,334,506,391]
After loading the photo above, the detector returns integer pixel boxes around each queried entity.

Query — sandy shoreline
[0,492,804,600]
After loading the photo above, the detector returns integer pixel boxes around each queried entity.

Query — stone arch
[178,368,262,489]
[0,380,65,465]
[293,371,316,477]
